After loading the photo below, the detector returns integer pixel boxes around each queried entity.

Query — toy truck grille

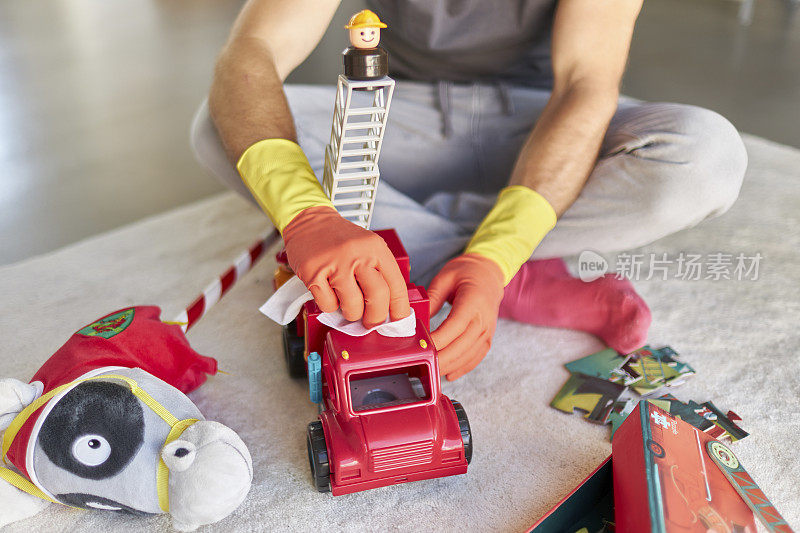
[371,440,434,472]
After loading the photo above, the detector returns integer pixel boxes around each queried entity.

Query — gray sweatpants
[191,81,747,284]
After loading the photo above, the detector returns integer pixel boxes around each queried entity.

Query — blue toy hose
[308,351,322,404]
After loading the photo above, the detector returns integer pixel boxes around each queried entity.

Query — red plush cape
[6,306,217,478]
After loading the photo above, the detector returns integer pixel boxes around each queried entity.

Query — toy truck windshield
[348,363,433,413]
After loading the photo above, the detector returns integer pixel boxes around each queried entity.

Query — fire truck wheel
[646,438,665,458]
[451,400,472,465]
[283,320,307,378]
[307,420,331,492]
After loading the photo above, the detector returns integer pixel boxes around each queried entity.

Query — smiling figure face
[349,26,380,49]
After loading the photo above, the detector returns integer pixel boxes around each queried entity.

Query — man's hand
[235,140,409,329]
[283,206,411,328]
[428,254,505,381]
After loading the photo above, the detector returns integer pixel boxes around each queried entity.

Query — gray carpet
[0,134,798,532]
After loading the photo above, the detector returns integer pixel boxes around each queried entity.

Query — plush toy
[0,234,276,531]
[0,306,252,531]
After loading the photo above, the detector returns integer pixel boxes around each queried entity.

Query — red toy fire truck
[268,10,471,495]
[274,229,472,496]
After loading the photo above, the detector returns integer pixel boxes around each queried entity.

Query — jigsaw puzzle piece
[551,374,626,425]
[564,348,630,384]
[608,398,637,440]
[624,345,695,395]
[698,402,749,442]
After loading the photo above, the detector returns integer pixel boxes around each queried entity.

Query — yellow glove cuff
[465,185,557,285]
[237,138,334,233]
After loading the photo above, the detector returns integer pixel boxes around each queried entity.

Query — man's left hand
[428,254,505,381]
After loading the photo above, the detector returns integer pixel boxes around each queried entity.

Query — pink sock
[498,258,652,354]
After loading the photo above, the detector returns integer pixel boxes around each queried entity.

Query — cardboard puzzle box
[530,401,792,533]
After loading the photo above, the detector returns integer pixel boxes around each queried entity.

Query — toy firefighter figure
[193,1,747,380]
[342,10,388,80]
[346,9,384,48]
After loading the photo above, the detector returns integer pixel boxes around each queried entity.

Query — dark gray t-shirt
[367,0,557,88]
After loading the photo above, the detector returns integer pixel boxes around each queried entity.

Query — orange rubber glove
[282,206,411,327]
[428,254,505,381]
[237,139,411,328]
[429,186,556,379]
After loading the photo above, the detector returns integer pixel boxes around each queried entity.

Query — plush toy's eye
[71,434,112,466]
[174,447,190,458]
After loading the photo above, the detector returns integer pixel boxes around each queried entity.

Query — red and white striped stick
[172,229,280,333]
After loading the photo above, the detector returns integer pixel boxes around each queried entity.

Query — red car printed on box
[638,404,756,532]
[613,402,792,533]
[275,229,472,495]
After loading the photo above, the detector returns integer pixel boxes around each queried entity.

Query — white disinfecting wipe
[259,275,416,337]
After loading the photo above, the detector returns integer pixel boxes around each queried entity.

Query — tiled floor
[0,0,797,265]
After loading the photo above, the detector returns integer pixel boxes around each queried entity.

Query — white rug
[1,134,798,532]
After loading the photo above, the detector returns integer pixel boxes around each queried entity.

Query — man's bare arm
[508,0,642,215]
[209,0,341,164]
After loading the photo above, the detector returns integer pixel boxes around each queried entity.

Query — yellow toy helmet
[345,9,387,29]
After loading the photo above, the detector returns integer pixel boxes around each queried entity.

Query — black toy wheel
[647,439,665,458]
[283,320,306,378]
[451,399,472,465]
[307,420,331,493]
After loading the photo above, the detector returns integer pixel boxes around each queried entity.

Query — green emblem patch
[77,308,135,339]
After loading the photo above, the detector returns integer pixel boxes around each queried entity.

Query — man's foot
[498,258,651,353]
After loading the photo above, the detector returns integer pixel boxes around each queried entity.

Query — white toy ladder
[323,74,395,229]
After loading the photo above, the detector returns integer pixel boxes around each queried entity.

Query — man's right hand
[282,205,411,328]
[235,139,409,328]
